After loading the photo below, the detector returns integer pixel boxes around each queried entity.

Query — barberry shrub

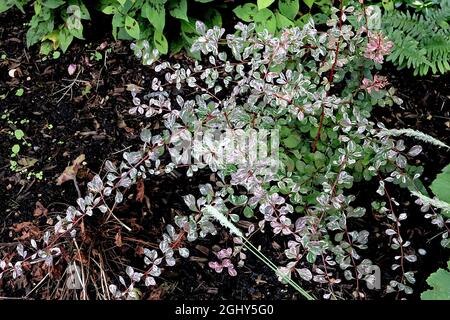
[1,3,449,300]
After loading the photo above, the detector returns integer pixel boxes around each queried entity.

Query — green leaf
[58,28,74,53]
[194,0,214,2]
[170,37,184,54]
[233,3,258,22]
[431,164,450,203]
[39,41,53,55]
[229,195,248,206]
[169,0,189,22]
[73,1,90,20]
[0,1,15,14]
[41,0,65,9]
[283,134,301,149]
[142,0,166,32]
[278,0,299,20]
[14,129,25,140]
[111,13,124,39]
[180,20,198,45]
[303,0,315,8]
[15,88,24,97]
[243,206,254,218]
[12,144,20,154]
[257,0,275,10]
[421,262,450,300]
[204,8,222,28]
[27,19,54,48]
[153,30,168,54]
[382,0,394,11]
[102,5,118,15]
[253,8,276,34]
[275,12,294,29]
[124,15,140,39]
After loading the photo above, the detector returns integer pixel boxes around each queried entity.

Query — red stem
[312,0,345,152]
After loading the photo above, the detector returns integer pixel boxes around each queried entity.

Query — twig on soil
[25,272,50,298]
[52,68,83,103]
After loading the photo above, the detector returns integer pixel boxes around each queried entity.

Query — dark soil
[0,8,449,300]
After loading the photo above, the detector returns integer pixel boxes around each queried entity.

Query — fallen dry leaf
[115,232,123,248]
[33,201,48,217]
[17,157,38,168]
[135,246,145,256]
[125,83,144,93]
[10,222,41,240]
[136,179,145,202]
[73,252,89,265]
[56,154,85,185]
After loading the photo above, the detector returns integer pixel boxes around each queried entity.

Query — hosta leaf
[204,8,222,28]
[142,0,166,32]
[169,0,189,22]
[253,9,277,34]
[233,3,258,22]
[125,16,140,39]
[421,261,450,300]
[431,164,450,203]
[153,30,168,54]
[41,0,65,9]
[275,12,295,29]
[278,0,299,20]
[257,0,275,10]
[303,0,315,9]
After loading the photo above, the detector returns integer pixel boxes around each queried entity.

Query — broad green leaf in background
[67,18,84,39]
[180,20,198,45]
[257,0,275,10]
[170,37,184,54]
[41,0,64,9]
[58,28,74,52]
[125,15,140,39]
[154,30,168,54]
[431,164,450,203]
[39,41,53,55]
[0,2,12,13]
[169,0,189,22]
[276,12,295,28]
[142,0,166,32]
[421,261,450,300]
[194,0,214,2]
[279,0,299,20]
[111,13,124,39]
[0,0,24,13]
[204,8,222,28]
[27,19,54,47]
[102,5,117,15]
[283,134,301,149]
[180,20,201,59]
[303,0,315,9]
[254,8,277,33]
[70,0,90,19]
[233,3,258,22]
[382,0,394,11]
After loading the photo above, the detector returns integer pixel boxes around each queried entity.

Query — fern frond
[383,3,450,75]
